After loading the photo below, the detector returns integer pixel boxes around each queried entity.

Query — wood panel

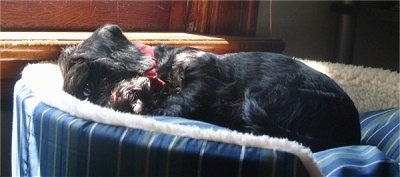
[0,0,264,50]
[1,1,259,35]
[169,1,189,31]
[0,1,187,32]
[186,1,259,36]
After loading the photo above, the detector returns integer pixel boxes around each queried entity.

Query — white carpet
[297,58,399,112]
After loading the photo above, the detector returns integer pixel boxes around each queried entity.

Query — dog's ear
[61,57,90,99]
[89,57,133,79]
[58,45,76,77]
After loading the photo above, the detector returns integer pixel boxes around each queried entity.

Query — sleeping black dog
[58,24,361,152]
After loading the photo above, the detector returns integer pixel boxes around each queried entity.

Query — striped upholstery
[13,80,312,177]
[312,109,400,177]
[314,146,398,177]
[33,103,310,176]
[360,108,400,162]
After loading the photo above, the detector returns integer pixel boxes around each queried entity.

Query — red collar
[133,42,166,86]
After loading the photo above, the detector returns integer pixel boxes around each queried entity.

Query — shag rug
[19,58,399,177]
[296,58,399,112]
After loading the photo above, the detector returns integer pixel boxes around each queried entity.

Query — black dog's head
[58,24,153,105]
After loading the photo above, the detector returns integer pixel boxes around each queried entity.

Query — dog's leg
[239,86,357,152]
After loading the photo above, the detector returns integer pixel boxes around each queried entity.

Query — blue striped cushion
[360,108,399,162]
[26,102,311,177]
[314,146,399,177]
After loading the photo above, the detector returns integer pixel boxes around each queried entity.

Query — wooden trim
[1,32,285,59]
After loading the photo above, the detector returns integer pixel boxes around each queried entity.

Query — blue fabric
[360,108,399,163]
[313,108,400,177]
[149,116,228,130]
[28,103,311,176]
[11,81,40,176]
[12,80,311,177]
[314,146,399,177]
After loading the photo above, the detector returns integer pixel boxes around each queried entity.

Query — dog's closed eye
[130,92,139,101]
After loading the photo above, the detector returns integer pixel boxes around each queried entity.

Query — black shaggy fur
[58,24,361,152]
[58,25,154,106]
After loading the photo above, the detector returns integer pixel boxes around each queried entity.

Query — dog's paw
[152,106,182,117]
[107,77,150,114]
[107,84,135,113]
[152,108,170,116]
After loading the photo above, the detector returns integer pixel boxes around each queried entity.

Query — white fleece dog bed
[14,58,399,177]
